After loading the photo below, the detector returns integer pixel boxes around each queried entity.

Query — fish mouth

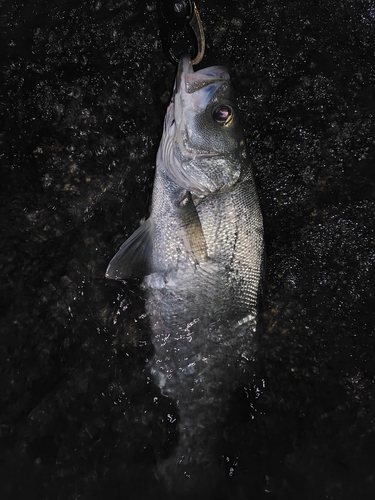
[175,54,229,97]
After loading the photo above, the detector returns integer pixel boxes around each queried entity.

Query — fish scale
[106,54,264,493]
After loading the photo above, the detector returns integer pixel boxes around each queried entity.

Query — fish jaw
[157,55,247,197]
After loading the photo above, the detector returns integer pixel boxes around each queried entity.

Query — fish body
[106,55,264,493]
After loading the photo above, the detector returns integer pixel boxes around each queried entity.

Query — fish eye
[213,105,233,126]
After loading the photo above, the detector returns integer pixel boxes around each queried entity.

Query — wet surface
[1,0,375,499]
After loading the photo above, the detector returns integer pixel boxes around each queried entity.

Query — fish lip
[175,54,193,95]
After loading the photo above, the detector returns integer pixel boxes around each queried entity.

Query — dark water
[1,1,374,499]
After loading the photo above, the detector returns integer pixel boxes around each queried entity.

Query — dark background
[1,0,374,499]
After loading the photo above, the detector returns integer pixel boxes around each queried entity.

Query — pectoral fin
[105,219,153,280]
[175,190,208,265]
[106,193,208,280]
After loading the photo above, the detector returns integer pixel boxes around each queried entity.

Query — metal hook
[158,0,205,65]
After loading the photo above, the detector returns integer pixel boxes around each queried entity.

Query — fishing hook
[158,0,205,65]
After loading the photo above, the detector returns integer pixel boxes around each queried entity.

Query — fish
[106,54,264,496]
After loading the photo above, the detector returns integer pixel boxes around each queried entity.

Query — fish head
[158,54,247,197]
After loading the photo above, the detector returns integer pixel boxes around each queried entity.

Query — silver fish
[106,55,264,494]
